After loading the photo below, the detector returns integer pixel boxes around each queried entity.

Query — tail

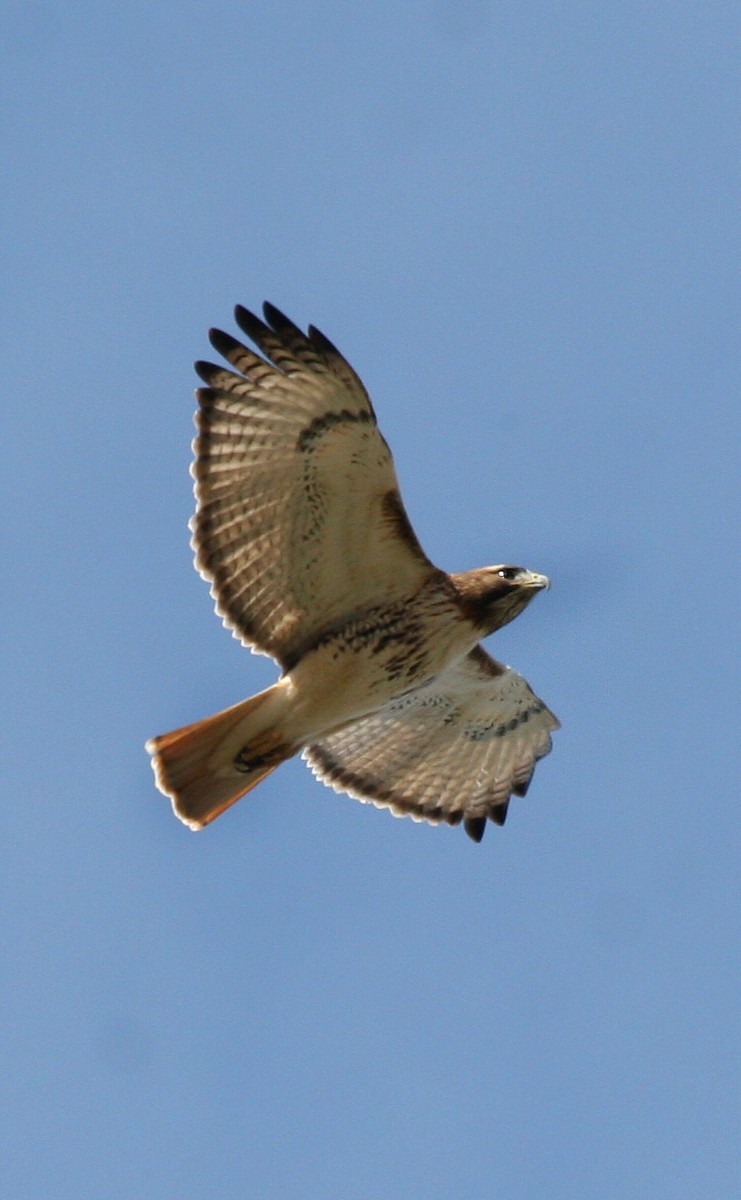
[146,683,293,829]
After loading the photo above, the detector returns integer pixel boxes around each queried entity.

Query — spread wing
[191,303,434,668]
[303,646,560,841]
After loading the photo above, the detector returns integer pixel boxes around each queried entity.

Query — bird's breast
[283,586,479,742]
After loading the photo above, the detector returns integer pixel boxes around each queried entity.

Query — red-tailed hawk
[147,303,559,842]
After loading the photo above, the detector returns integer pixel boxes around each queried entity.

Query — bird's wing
[303,646,559,841]
[191,303,435,667]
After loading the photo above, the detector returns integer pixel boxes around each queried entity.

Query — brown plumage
[146,303,559,841]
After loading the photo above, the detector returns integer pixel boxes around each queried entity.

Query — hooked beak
[524,571,550,591]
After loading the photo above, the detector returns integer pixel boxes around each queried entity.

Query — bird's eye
[497,568,521,581]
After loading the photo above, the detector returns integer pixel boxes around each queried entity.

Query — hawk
[146,303,559,842]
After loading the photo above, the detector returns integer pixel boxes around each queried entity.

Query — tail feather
[146,685,292,829]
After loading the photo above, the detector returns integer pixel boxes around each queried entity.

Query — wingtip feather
[464,815,487,843]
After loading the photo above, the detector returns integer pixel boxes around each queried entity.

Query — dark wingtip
[464,815,487,843]
[308,323,341,356]
[489,800,510,826]
[512,763,535,798]
[234,304,267,341]
[194,359,222,384]
[262,300,295,331]
[208,327,242,358]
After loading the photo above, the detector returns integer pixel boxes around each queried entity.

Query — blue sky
[4,3,740,1197]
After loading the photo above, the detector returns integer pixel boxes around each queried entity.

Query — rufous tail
[146,683,292,829]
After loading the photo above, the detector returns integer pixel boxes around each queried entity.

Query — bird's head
[452,565,550,635]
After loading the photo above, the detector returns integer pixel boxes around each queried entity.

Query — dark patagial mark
[297,408,374,453]
[468,644,507,677]
[380,489,433,565]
